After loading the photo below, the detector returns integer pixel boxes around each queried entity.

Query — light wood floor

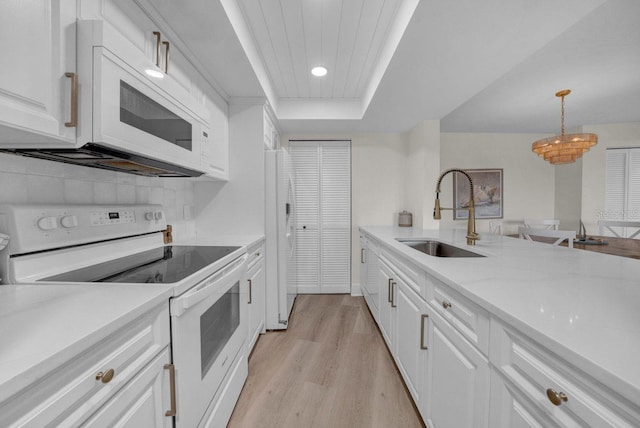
[228,295,425,428]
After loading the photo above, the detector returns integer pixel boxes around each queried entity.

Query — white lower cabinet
[377,259,395,348]
[490,319,640,428]
[247,242,266,353]
[489,369,558,428]
[82,347,173,428]
[0,303,171,427]
[359,234,380,320]
[425,308,490,428]
[393,278,429,415]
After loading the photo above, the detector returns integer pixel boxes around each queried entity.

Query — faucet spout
[433,168,479,246]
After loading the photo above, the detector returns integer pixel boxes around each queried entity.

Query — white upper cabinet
[79,0,200,105]
[0,0,77,144]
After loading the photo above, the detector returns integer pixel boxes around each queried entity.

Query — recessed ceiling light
[145,69,164,79]
[311,66,327,77]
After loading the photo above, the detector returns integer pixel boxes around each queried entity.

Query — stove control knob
[154,211,163,220]
[145,212,154,221]
[37,216,58,231]
[60,215,79,228]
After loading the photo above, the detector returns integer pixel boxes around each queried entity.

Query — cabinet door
[82,347,173,428]
[0,0,76,143]
[394,279,428,411]
[247,258,266,353]
[425,310,490,428]
[359,236,368,292]
[377,261,394,349]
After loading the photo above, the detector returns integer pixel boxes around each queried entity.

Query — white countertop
[0,283,173,402]
[361,226,640,403]
[0,234,264,403]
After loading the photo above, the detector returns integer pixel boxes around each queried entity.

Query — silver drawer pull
[546,388,568,406]
[95,368,115,384]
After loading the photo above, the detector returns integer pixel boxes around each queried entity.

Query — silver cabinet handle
[388,278,393,303]
[420,314,428,350]
[153,31,162,67]
[391,282,397,308]
[64,72,77,127]
[361,248,365,263]
[163,41,170,74]
[164,364,177,416]
[248,279,253,304]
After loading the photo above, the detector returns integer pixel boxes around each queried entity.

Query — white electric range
[0,204,249,428]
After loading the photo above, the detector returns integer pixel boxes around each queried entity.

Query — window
[604,148,640,235]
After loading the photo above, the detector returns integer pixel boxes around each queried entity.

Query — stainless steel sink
[396,239,485,258]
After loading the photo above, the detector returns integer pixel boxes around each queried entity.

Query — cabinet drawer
[247,243,265,273]
[82,347,172,428]
[426,275,489,355]
[3,303,170,428]
[380,250,423,297]
[491,320,640,427]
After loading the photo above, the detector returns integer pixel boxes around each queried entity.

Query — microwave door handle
[170,254,247,317]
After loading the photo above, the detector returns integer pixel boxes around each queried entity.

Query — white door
[290,141,351,294]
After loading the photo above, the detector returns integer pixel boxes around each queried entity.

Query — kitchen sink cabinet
[246,241,266,353]
[0,0,77,144]
[360,227,640,428]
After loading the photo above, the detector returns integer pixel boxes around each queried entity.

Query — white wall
[554,159,582,232]
[440,132,555,235]
[0,153,196,236]
[581,122,640,232]
[405,120,440,229]
[195,102,266,236]
[283,132,408,290]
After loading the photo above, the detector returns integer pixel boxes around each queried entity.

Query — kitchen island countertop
[361,226,640,404]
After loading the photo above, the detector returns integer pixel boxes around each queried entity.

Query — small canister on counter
[398,210,412,227]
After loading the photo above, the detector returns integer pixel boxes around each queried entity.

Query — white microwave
[0,20,211,177]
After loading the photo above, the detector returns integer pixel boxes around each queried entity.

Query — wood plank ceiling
[233,0,418,119]
[238,0,401,100]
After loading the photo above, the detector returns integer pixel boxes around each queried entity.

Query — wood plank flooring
[228,295,425,428]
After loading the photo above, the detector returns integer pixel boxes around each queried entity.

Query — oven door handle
[170,254,248,317]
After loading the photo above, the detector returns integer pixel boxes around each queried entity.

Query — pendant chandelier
[532,89,597,165]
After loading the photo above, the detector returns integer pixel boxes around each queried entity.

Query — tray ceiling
[145,0,640,134]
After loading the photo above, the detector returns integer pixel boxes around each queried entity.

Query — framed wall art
[453,169,503,220]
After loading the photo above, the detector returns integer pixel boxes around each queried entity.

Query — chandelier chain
[560,94,565,136]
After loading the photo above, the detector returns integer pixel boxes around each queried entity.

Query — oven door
[169,254,248,428]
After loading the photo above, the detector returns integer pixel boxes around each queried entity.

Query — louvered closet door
[290,141,351,294]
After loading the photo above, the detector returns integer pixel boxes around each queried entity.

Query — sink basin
[396,239,485,258]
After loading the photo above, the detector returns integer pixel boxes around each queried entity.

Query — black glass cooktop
[44,245,240,284]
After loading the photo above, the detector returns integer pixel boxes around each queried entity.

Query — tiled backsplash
[0,153,196,237]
